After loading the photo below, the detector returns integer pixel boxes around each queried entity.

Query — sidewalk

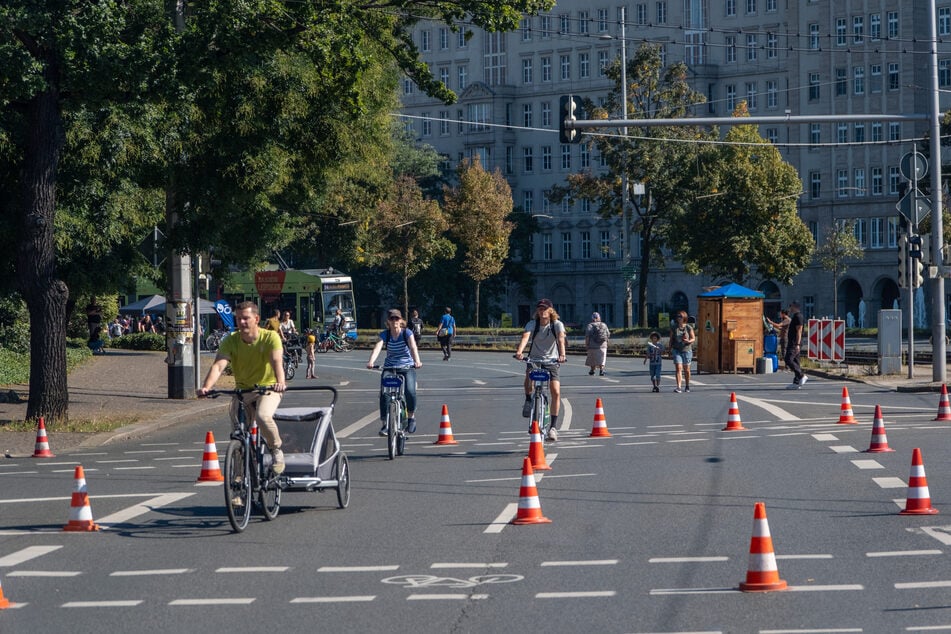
[0,350,229,457]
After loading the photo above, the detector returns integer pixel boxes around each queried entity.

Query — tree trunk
[474,280,481,328]
[17,72,70,425]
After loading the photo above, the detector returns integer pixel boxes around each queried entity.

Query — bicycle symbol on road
[381,574,523,589]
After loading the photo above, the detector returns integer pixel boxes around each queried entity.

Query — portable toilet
[696,283,765,374]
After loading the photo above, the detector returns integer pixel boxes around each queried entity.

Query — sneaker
[522,398,533,418]
[406,418,416,434]
[798,375,808,387]
[231,496,245,507]
[674,387,682,393]
[546,427,558,442]
[379,423,388,436]
[785,382,800,390]
[270,448,285,475]
[684,386,690,392]
[652,386,659,393]
[599,369,605,376]
[588,369,595,375]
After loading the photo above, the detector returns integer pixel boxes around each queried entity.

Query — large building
[400,1,950,328]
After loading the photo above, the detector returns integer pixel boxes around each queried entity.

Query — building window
[889,122,901,141]
[599,230,611,258]
[542,146,552,171]
[809,24,820,50]
[403,78,414,95]
[520,18,532,41]
[541,56,551,82]
[766,0,776,11]
[505,146,514,175]
[941,7,951,36]
[579,52,590,78]
[439,67,450,87]
[746,0,756,14]
[887,11,899,38]
[888,63,900,90]
[542,102,552,127]
[766,80,777,108]
[540,15,551,38]
[854,168,866,194]
[581,231,591,259]
[853,66,865,95]
[484,33,506,85]
[598,51,609,77]
[766,32,777,59]
[765,127,778,143]
[871,167,883,195]
[889,166,901,195]
[523,147,534,173]
[837,123,848,144]
[636,3,647,24]
[746,82,758,110]
[523,190,534,213]
[467,103,489,132]
[870,64,882,92]
[457,29,467,48]
[726,84,736,111]
[439,110,449,135]
[808,221,818,244]
[522,58,533,84]
[420,30,431,52]
[810,172,821,199]
[560,54,570,81]
[836,68,847,96]
[747,34,757,61]
[562,232,572,260]
[870,218,884,248]
[854,124,865,143]
[836,18,847,45]
[656,1,667,23]
[725,36,736,63]
[597,8,608,32]
[809,73,820,100]
[559,13,570,34]
[810,124,821,147]
[580,145,590,169]
[837,169,849,196]
[871,122,882,142]
[726,0,736,17]
[853,16,864,43]
[561,144,571,170]
[543,234,552,260]
[941,59,951,87]
[439,27,449,49]
[523,103,533,128]
[421,115,431,137]
[457,66,467,90]
[887,217,899,248]
[870,13,881,40]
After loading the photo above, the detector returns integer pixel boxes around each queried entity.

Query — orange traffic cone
[935,384,951,421]
[433,404,459,445]
[196,431,224,482]
[589,398,612,437]
[527,420,551,471]
[511,457,552,525]
[901,448,939,515]
[738,502,787,592]
[31,417,55,458]
[837,387,857,424]
[63,465,100,532]
[863,405,895,453]
[722,392,747,431]
[0,577,11,609]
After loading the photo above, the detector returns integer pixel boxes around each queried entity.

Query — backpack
[590,322,608,345]
[383,328,410,349]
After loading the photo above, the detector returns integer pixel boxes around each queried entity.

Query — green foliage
[0,294,30,354]
[0,341,91,387]
[109,332,165,351]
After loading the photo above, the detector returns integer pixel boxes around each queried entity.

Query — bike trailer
[273,405,341,492]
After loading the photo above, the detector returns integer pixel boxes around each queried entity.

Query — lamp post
[618,8,632,328]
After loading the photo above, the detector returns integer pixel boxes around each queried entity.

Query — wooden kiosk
[695,283,765,374]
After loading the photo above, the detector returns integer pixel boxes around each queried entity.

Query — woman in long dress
[584,312,610,376]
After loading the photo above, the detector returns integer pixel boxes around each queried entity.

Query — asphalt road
[2,350,951,633]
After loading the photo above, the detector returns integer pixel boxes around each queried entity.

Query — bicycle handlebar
[200,384,338,407]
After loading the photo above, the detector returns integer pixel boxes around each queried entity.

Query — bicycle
[283,346,300,380]
[374,365,409,459]
[518,357,558,440]
[318,330,353,353]
[204,387,283,533]
[204,329,230,352]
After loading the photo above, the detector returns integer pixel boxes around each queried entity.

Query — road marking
[216,566,289,573]
[787,584,864,591]
[650,587,738,595]
[648,557,728,563]
[8,570,81,577]
[873,477,907,489]
[63,600,143,607]
[851,459,884,469]
[95,459,138,464]
[318,565,399,572]
[535,591,616,598]
[896,580,951,589]
[735,394,800,420]
[154,456,193,461]
[0,471,39,476]
[431,562,508,569]
[484,503,518,533]
[169,598,255,605]
[0,492,182,505]
[111,569,192,576]
[97,492,196,528]
[114,466,156,471]
[762,629,862,633]
[337,412,379,439]
[829,446,858,453]
[290,596,376,603]
[812,434,838,441]
[407,593,488,600]
[0,545,63,566]
[124,450,166,455]
[541,560,618,566]
[776,554,833,560]
[867,550,942,557]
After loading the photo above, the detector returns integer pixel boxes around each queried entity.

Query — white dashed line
[0,545,63,566]
[111,569,192,576]
[290,596,376,603]
[829,446,859,453]
[216,567,288,573]
[541,560,619,566]
[851,459,885,469]
[63,600,143,608]
[318,565,399,572]
[867,550,942,557]
[648,557,729,563]
[169,598,255,605]
[873,477,907,489]
[535,591,616,598]
[430,562,508,569]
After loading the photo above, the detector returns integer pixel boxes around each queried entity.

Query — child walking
[305,329,317,379]
[644,331,664,392]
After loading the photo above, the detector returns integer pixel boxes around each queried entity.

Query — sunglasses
[388,316,401,321]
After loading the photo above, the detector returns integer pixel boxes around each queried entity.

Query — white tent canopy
[119,295,219,315]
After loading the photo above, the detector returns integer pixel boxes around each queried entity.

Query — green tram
[221,268,357,338]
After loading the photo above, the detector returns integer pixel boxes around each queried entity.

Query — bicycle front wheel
[224,439,252,533]
[387,400,399,460]
[284,359,296,381]
[259,478,281,521]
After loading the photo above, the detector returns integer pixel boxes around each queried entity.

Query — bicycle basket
[529,369,550,381]
[381,375,403,388]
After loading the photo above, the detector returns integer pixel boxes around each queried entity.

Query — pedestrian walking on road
[584,312,610,376]
[785,301,808,389]
[437,307,456,361]
[644,331,664,392]
[669,310,695,393]
[767,308,791,370]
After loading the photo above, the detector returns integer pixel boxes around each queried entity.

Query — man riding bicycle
[197,301,287,474]
[514,298,567,441]
[366,309,423,436]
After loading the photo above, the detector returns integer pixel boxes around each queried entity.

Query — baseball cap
[536,298,553,309]
[387,309,403,319]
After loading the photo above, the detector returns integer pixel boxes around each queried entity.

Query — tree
[444,157,515,327]
[815,220,865,319]
[549,43,714,327]
[666,103,815,284]
[354,175,456,317]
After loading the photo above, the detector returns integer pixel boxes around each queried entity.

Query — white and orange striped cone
[722,392,747,431]
[863,405,895,453]
[837,386,858,424]
[527,420,551,471]
[196,431,224,482]
[935,384,951,421]
[511,457,551,525]
[589,397,612,437]
[0,577,11,609]
[63,465,100,532]
[738,502,787,592]
[30,417,55,458]
[900,448,939,515]
[433,404,459,446]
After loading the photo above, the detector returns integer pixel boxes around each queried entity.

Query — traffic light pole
[927,0,947,382]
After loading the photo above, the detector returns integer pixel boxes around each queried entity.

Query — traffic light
[913,259,925,288]
[898,234,907,288]
[559,95,583,144]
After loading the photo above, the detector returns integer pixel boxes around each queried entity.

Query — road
[2,350,951,632]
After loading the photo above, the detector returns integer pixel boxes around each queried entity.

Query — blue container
[763,333,778,354]
[764,353,778,372]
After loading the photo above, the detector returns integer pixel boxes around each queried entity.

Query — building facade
[400,1,950,328]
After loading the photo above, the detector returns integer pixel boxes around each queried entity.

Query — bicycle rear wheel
[334,453,351,509]
[387,400,399,460]
[224,439,252,533]
[284,358,296,380]
[259,479,281,521]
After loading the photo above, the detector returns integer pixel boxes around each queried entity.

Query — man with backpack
[514,299,567,441]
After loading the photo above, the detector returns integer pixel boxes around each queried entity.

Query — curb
[78,400,229,449]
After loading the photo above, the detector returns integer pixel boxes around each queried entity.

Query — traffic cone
[433,404,459,445]
[0,577,11,609]
[63,465,100,532]
[30,417,55,458]
[511,457,552,525]
[934,384,951,421]
[527,420,551,471]
[722,392,747,431]
[738,502,787,592]
[900,448,940,515]
[196,431,224,482]
[589,398,612,437]
[837,387,858,424]
[863,405,895,453]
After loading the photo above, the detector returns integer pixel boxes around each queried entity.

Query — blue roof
[697,282,765,298]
